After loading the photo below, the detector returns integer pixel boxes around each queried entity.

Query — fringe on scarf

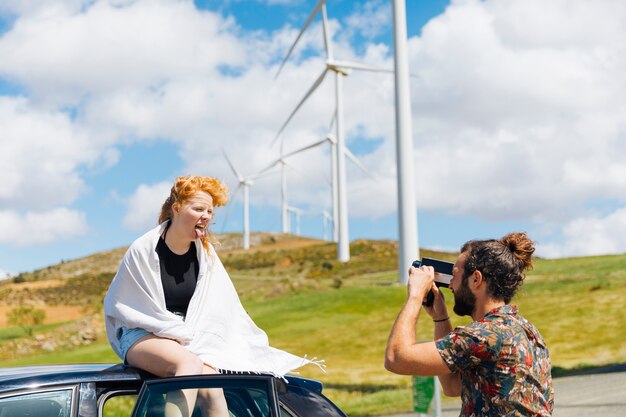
[213,355,326,382]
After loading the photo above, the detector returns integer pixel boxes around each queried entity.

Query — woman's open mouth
[195,224,207,238]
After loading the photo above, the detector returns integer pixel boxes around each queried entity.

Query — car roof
[0,364,131,382]
[0,364,145,391]
[0,364,322,394]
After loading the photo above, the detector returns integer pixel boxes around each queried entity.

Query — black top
[156,234,199,317]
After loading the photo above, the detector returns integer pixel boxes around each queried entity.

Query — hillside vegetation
[1,233,625,416]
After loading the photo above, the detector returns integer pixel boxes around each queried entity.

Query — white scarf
[104,222,316,376]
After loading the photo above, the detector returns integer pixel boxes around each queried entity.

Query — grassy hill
[1,233,625,416]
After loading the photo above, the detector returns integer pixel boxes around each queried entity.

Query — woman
[104,175,316,417]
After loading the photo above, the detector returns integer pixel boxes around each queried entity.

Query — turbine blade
[221,147,243,181]
[284,159,331,186]
[327,110,336,132]
[274,0,326,79]
[333,59,420,78]
[272,67,329,145]
[247,162,282,181]
[332,59,394,74]
[283,159,306,177]
[249,158,281,180]
[321,2,333,60]
[220,185,241,233]
[282,137,328,159]
[286,205,303,215]
[345,147,377,181]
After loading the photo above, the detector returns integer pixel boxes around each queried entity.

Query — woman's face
[172,191,214,241]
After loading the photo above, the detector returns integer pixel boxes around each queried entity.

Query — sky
[2,0,626,278]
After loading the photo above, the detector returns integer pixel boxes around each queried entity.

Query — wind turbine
[221,149,278,250]
[253,138,332,235]
[286,206,304,236]
[274,0,391,262]
[264,125,375,242]
[320,209,333,241]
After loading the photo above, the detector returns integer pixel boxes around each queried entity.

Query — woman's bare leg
[197,365,229,417]
[126,334,204,417]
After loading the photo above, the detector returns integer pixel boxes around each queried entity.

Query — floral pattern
[435,305,554,416]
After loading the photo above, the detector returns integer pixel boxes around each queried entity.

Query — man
[385,232,554,416]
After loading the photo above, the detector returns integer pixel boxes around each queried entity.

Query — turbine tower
[221,149,278,250]
[274,0,391,262]
[270,129,375,242]
[321,209,333,241]
[286,206,304,236]
[392,0,419,284]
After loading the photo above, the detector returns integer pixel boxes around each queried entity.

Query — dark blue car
[0,364,347,417]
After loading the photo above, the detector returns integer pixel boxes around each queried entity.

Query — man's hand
[408,266,449,320]
[407,265,435,300]
[423,284,448,320]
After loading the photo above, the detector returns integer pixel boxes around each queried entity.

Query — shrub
[7,306,46,336]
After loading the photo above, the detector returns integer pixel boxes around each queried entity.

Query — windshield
[132,376,276,417]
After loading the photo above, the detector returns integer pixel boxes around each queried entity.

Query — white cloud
[1,0,626,258]
[0,0,245,106]
[0,96,115,210]
[0,208,88,245]
[0,0,85,17]
[536,207,626,258]
[405,0,626,220]
[0,0,393,218]
[344,0,391,41]
[0,269,14,280]
[123,181,171,231]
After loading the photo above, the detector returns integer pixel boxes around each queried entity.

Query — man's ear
[471,270,483,288]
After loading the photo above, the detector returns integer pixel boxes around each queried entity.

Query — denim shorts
[117,327,151,363]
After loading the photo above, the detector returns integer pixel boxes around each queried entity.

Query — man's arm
[432,317,461,396]
[384,266,451,376]
[384,266,461,396]
[384,295,451,376]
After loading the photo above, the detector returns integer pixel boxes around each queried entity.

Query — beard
[453,277,476,317]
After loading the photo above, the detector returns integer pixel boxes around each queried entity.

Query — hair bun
[500,232,535,271]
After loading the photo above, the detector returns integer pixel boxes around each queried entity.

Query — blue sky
[2,0,626,277]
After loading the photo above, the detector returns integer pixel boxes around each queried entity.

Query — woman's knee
[126,336,204,377]
[202,364,219,375]
[165,354,204,377]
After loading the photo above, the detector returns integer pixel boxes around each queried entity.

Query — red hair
[158,175,229,250]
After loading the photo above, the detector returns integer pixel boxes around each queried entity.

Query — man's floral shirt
[435,305,554,416]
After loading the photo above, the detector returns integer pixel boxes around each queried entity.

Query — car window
[0,389,73,417]
[279,404,296,417]
[102,393,138,417]
[132,377,278,417]
[279,385,346,417]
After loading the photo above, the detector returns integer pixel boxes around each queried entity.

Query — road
[386,370,626,417]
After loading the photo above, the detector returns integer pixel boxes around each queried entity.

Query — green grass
[2,242,626,415]
[0,338,118,367]
[241,258,626,414]
[0,321,70,341]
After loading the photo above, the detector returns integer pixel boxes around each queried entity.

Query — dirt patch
[223,239,326,255]
[0,305,87,327]
[4,279,65,291]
